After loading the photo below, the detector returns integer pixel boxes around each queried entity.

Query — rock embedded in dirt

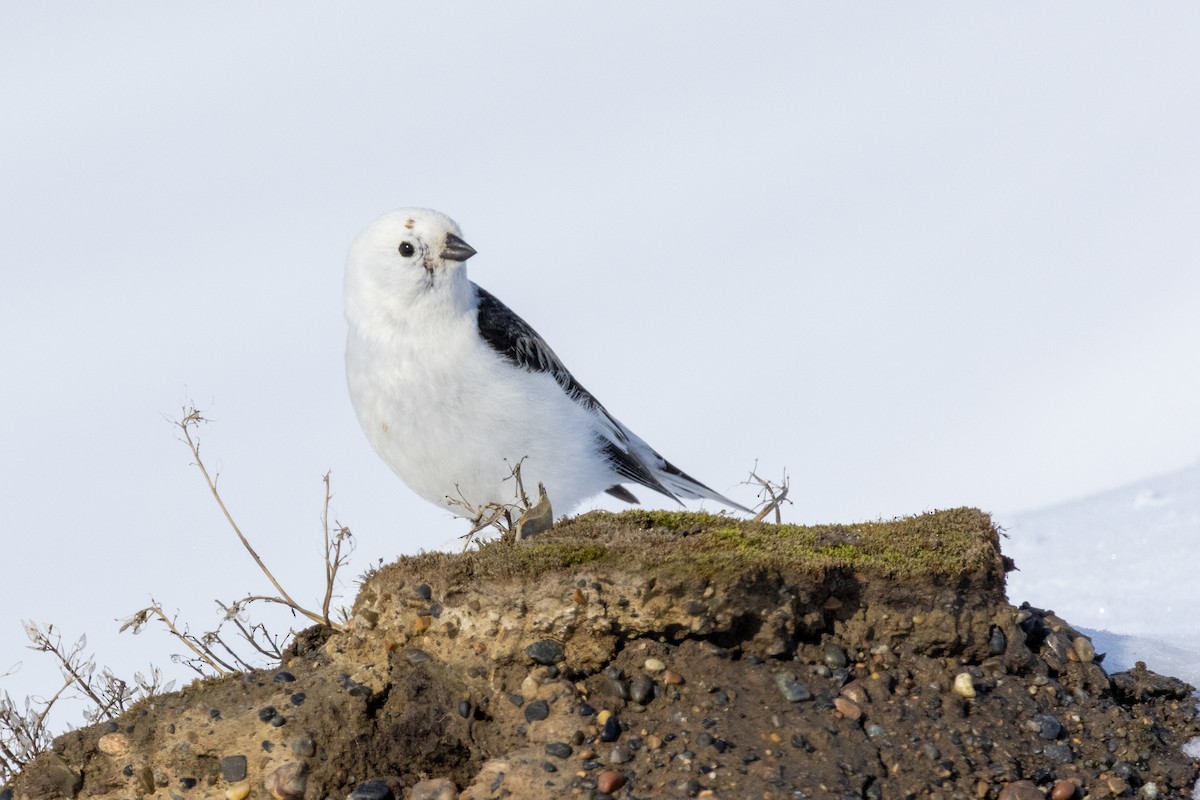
[5,508,1199,799]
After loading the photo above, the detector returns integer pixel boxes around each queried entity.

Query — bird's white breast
[346,305,610,516]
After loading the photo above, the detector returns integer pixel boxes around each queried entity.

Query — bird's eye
[398,241,416,257]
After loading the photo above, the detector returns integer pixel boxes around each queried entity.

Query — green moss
[373,507,1003,591]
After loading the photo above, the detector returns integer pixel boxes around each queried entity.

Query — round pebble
[266,761,307,800]
[414,583,432,600]
[1033,713,1062,740]
[600,715,621,742]
[545,742,573,759]
[273,671,296,683]
[1050,778,1080,800]
[97,732,130,757]
[824,643,848,669]
[402,648,431,665]
[597,770,627,794]
[578,701,596,716]
[525,699,550,722]
[644,657,666,672]
[610,745,633,764]
[225,784,250,800]
[629,674,655,705]
[458,700,473,719]
[952,672,976,699]
[989,627,1008,655]
[289,693,306,706]
[834,696,862,721]
[1073,636,1096,663]
[662,669,685,686]
[998,780,1043,800]
[291,736,316,757]
[350,778,396,800]
[525,639,565,665]
[257,706,277,722]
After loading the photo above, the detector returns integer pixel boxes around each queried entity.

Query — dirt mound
[6,508,1199,799]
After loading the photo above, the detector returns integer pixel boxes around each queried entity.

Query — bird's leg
[515,483,554,541]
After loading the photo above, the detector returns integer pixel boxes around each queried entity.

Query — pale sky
[2,3,1199,718]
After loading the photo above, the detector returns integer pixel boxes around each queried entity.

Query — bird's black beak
[441,233,477,262]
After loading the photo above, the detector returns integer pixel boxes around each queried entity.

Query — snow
[1000,461,1200,686]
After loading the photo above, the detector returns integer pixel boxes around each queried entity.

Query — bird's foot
[515,483,554,540]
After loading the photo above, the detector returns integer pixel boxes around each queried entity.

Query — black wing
[474,284,601,410]
[473,284,680,502]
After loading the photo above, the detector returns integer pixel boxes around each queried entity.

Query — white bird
[344,208,748,521]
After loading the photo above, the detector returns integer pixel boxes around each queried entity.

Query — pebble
[600,715,622,742]
[1073,636,1096,663]
[833,696,863,721]
[524,699,550,722]
[350,778,396,800]
[507,692,524,707]
[645,734,663,750]
[545,742,573,758]
[458,700,473,718]
[257,706,278,722]
[43,755,82,798]
[266,761,307,800]
[1042,742,1074,763]
[290,736,316,757]
[774,671,813,702]
[644,657,666,672]
[597,770,627,794]
[289,693,306,706]
[952,672,976,698]
[989,627,1008,656]
[525,639,565,665]
[578,701,597,716]
[610,745,633,764]
[1050,778,1080,800]
[824,643,848,669]
[1031,713,1062,740]
[402,648,431,665]
[629,674,655,705]
[273,671,296,683]
[662,669,685,686]
[1141,782,1161,799]
[97,732,130,757]
[220,755,248,782]
[998,780,1043,800]
[415,583,432,600]
[225,784,250,800]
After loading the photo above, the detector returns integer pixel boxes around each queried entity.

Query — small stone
[952,672,976,698]
[545,742,573,758]
[541,761,557,772]
[597,770,627,794]
[662,669,685,686]
[774,672,812,702]
[97,732,130,757]
[824,643,848,669]
[865,723,887,738]
[407,777,456,800]
[289,693,306,706]
[180,777,198,789]
[998,780,1043,800]
[507,692,525,707]
[1072,636,1096,663]
[525,639,565,665]
[291,736,316,757]
[458,700,473,718]
[1032,713,1062,740]
[1141,782,1160,799]
[270,714,287,727]
[629,674,655,705]
[1042,742,1074,763]
[525,699,550,722]
[350,778,396,800]
[833,696,862,721]
[415,583,432,600]
[644,657,666,672]
[220,755,248,782]
[265,761,307,800]
[989,627,1008,655]
[402,648,431,665]
[273,671,296,683]
[610,745,633,764]
[1107,777,1128,795]
[645,734,663,750]
[578,701,596,716]
[600,715,621,742]
[596,709,612,725]
[257,705,278,722]
[685,600,707,616]
[1050,778,1080,800]
[225,784,250,800]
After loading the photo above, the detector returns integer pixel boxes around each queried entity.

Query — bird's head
[345,208,478,323]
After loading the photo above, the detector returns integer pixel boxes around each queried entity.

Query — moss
[374,507,1003,593]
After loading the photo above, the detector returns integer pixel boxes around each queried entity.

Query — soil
[6,508,1199,799]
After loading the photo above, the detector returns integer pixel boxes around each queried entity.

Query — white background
[2,3,1198,730]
